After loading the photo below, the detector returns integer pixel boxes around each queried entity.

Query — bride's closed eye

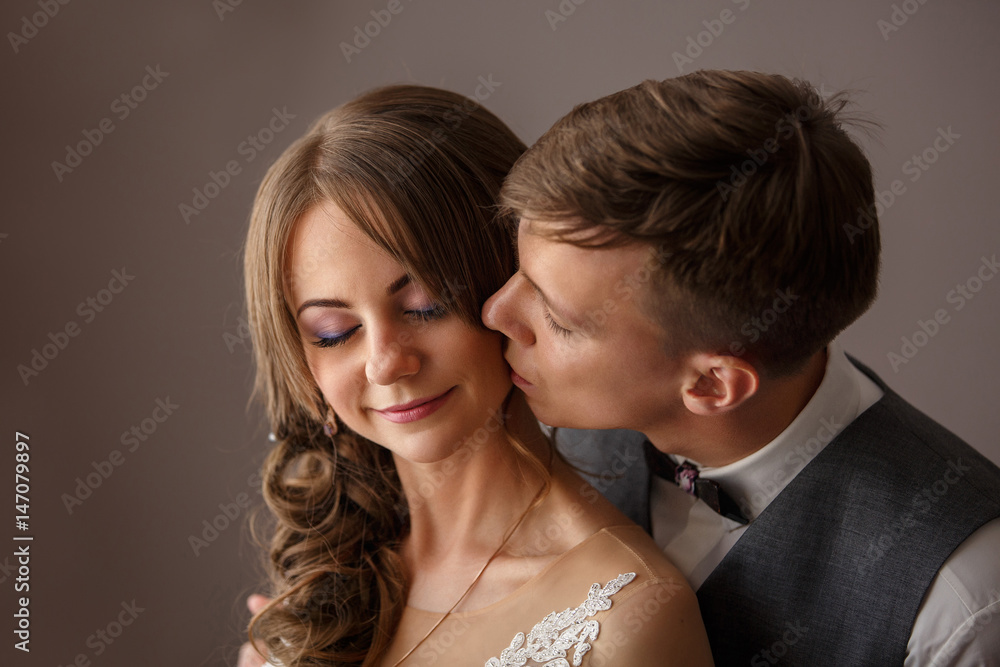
[407,303,447,323]
[310,303,448,349]
[312,325,361,348]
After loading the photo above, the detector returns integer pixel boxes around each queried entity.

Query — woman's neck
[394,391,550,562]
[393,391,635,613]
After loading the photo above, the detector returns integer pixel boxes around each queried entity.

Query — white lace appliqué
[484,571,637,667]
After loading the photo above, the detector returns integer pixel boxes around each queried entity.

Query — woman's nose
[365,331,420,385]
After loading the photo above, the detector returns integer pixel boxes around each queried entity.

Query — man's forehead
[518,215,588,240]
[517,216,665,268]
[516,217,586,268]
[517,216,547,239]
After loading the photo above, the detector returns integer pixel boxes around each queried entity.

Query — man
[481,70,1000,665]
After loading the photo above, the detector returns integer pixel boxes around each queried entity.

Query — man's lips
[510,369,534,389]
[372,387,455,423]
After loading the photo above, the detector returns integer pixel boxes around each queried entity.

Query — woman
[242,84,712,666]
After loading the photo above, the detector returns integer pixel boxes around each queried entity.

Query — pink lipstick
[373,387,455,423]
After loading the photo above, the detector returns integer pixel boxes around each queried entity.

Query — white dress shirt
[649,340,1000,666]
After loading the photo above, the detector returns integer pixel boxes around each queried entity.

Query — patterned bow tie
[643,440,748,525]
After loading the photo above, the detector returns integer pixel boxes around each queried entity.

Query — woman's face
[286,201,512,463]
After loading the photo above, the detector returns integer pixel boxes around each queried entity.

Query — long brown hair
[243,85,527,665]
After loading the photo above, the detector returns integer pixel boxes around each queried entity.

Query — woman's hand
[236,594,272,667]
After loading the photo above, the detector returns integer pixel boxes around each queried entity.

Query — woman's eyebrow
[296,298,348,317]
[387,274,411,295]
[296,274,413,317]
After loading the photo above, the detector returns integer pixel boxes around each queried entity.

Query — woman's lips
[373,387,455,423]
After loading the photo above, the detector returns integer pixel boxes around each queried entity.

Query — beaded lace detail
[484,572,637,667]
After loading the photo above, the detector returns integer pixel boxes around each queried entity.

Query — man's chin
[528,403,621,433]
[522,397,579,430]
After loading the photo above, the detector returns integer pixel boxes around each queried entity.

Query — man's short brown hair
[501,70,880,376]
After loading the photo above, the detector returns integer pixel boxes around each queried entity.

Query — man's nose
[482,275,535,346]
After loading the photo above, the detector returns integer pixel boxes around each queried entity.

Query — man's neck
[651,349,829,468]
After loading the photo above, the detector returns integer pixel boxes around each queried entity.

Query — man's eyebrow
[296,274,412,317]
[520,270,581,326]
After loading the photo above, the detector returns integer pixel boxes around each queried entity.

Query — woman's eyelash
[310,305,446,348]
[407,304,447,322]
[312,325,360,349]
[545,311,571,337]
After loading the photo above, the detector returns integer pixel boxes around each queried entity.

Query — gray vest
[558,363,1000,665]
[699,367,1000,664]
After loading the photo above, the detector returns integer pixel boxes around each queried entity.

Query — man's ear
[682,353,760,416]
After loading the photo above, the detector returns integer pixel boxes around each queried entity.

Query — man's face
[482,217,687,431]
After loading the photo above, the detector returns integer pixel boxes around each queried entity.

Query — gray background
[1,0,997,664]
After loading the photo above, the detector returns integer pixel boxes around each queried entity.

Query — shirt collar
[688,340,882,520]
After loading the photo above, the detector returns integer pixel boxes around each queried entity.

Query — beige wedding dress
[379,524,702,666]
